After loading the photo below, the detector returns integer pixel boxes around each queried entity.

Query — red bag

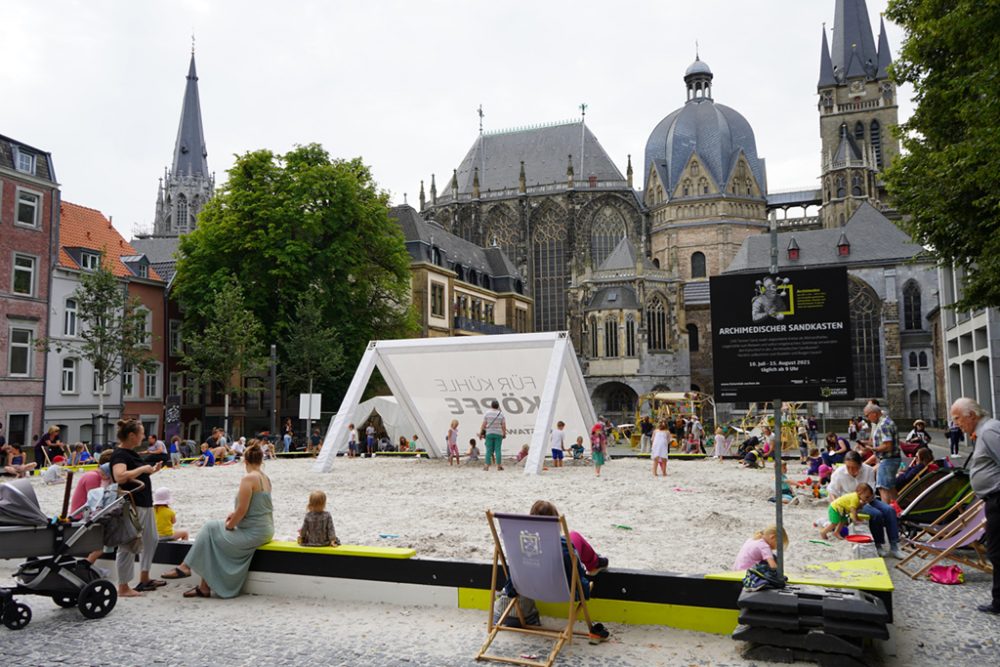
[928,564,964,585]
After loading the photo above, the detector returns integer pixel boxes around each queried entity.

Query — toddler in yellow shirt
[153,487,190,541]
[820,482,874,540]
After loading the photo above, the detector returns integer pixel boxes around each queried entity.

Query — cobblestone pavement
[2,566,996,667]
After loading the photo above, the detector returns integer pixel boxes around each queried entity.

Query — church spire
[172,52,209,178]
[830,0,879,82]
[818,25,836,88]
[875,16,892,79]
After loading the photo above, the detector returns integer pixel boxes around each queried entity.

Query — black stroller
[0,474,133,629]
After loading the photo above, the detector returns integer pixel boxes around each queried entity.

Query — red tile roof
[59,201,163,282]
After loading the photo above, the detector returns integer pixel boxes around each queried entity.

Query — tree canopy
[173,144,415,398]
[884,0,1000,309]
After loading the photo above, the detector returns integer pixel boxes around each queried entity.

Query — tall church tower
[817,0,899,228]
[152,52,214,236]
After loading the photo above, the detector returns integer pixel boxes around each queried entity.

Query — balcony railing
[453,316,512,335]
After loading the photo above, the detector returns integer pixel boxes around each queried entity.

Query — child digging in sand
[298,490,340,547]
[734,525,789,571]
[820,482,874,541]
[466,439,481,465]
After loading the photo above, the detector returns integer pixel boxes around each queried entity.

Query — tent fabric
[342,396,418,452]
[0,479,49,526]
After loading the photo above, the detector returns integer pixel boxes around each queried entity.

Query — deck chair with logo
[475,511,597,667]
[895,493,991,580]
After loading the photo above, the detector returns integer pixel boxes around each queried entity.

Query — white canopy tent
[341,396,418,450]
[313,332,597,475]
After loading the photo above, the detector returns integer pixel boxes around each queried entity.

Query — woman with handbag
[110,418,165,597]
[480,400,507,471]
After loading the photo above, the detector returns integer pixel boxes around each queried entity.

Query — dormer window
[787,237,800,261]
[80,252,100,271]
[137,263,148,278]
[837,232,850,257]
[16,150,36,175]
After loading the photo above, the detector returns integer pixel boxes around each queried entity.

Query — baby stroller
[737,436,760,458]
[0,474,132,629]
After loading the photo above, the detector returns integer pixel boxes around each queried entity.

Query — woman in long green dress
[161,442,273,598]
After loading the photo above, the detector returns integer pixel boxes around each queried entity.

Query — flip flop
[134,581,159,592]
[161,568,190,580]
[183,586,210,598]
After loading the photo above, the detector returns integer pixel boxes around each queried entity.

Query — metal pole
[917,374,924,421]
[769,214,785,576]
[306,377,314,446]
[270,344,277,436]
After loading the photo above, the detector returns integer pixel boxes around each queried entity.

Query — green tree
[181,278,267,434]
[37,261,155,445]
[173,143,415,400]
[282,288,345,436]
[884,0,1000,309]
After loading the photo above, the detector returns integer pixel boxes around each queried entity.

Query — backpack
[742,561,787,592]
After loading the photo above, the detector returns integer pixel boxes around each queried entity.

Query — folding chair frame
[475,510,595,667]
[895,493,992,579]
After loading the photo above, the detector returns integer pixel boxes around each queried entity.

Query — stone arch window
[903,280,922,330]
[849,277,883,397]
[532,204,569,332]
[646,295,669,352]
[918,351,928,368]
[690,251,706,278]
[589,316,599,357]
[870,120,883,169]
[652,257,660,269]
[909,351,918,368]
[854,121,865,140]
[699,177,709,195]
[745,178,753,195]
[682,179,691,197]
[657,185,664,202]
[835,175,846,198]
[851,172,863,196]
[687,323,699,352]
[604,315,619,358]
[176,194,188,233]
[625,315,636,357]
[457,208,476,243]
[590,204,627,268]
[484,205,519,263]
[690,161,699,177]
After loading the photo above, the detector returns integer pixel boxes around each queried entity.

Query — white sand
[28,455,853,574]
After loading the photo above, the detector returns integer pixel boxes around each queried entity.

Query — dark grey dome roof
[644,95,765,197]
[685,58,712,77]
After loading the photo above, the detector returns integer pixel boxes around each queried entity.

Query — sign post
[711,240,854,577]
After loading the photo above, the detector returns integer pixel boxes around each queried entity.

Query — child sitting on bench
[298,490,340,547]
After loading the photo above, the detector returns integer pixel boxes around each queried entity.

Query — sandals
[134,579,168,591]
[161,568,190,580]
[183,586,210,598]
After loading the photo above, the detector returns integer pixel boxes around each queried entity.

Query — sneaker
[587,556,609,576]
[876,545,889,558]
[889,545,905,559]
[588,622,610,644]
[977,604,1000,615]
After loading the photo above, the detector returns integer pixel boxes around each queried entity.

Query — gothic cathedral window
[646,296,668,352]
[532,205,569,332]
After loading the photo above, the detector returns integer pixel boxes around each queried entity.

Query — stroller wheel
[2,602,31,630]
[78,580,117,619]
[53,594,78,608]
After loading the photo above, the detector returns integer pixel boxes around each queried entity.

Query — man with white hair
[863,401,901,504]
[950,397,1000,615]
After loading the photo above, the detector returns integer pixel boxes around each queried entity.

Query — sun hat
[153,487,173,505]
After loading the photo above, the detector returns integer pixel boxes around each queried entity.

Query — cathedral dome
[644,62,765,197]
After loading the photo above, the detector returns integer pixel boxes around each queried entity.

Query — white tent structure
[344,396,418,450]
[314,332,597,475]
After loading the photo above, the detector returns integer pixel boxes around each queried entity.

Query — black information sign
[710,266,854,402]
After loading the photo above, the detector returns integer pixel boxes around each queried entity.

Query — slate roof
[587,285,639,311]
[450,121,624,195]
[644,80,765,196]
[597,237,656,272]
[0,134,57,183]
[724,202,928,274]
[824,0,889,84]
[172,54,209,178]
[129,236,181,283]
[59,201,163,281]
[390,205,525,293]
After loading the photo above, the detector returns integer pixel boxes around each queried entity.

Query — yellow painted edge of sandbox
[258,540,416,559]
[457,588,739,635]
[705,557,894,593]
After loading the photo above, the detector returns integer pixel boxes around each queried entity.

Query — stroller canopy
[0,479,49,526]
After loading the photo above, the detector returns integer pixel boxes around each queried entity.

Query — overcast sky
[3,0,910,239]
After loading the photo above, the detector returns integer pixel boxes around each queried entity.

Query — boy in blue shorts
[550,421,567,468]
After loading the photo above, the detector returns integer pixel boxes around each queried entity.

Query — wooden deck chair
[895,494,991,579]
[476,511,596,667]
